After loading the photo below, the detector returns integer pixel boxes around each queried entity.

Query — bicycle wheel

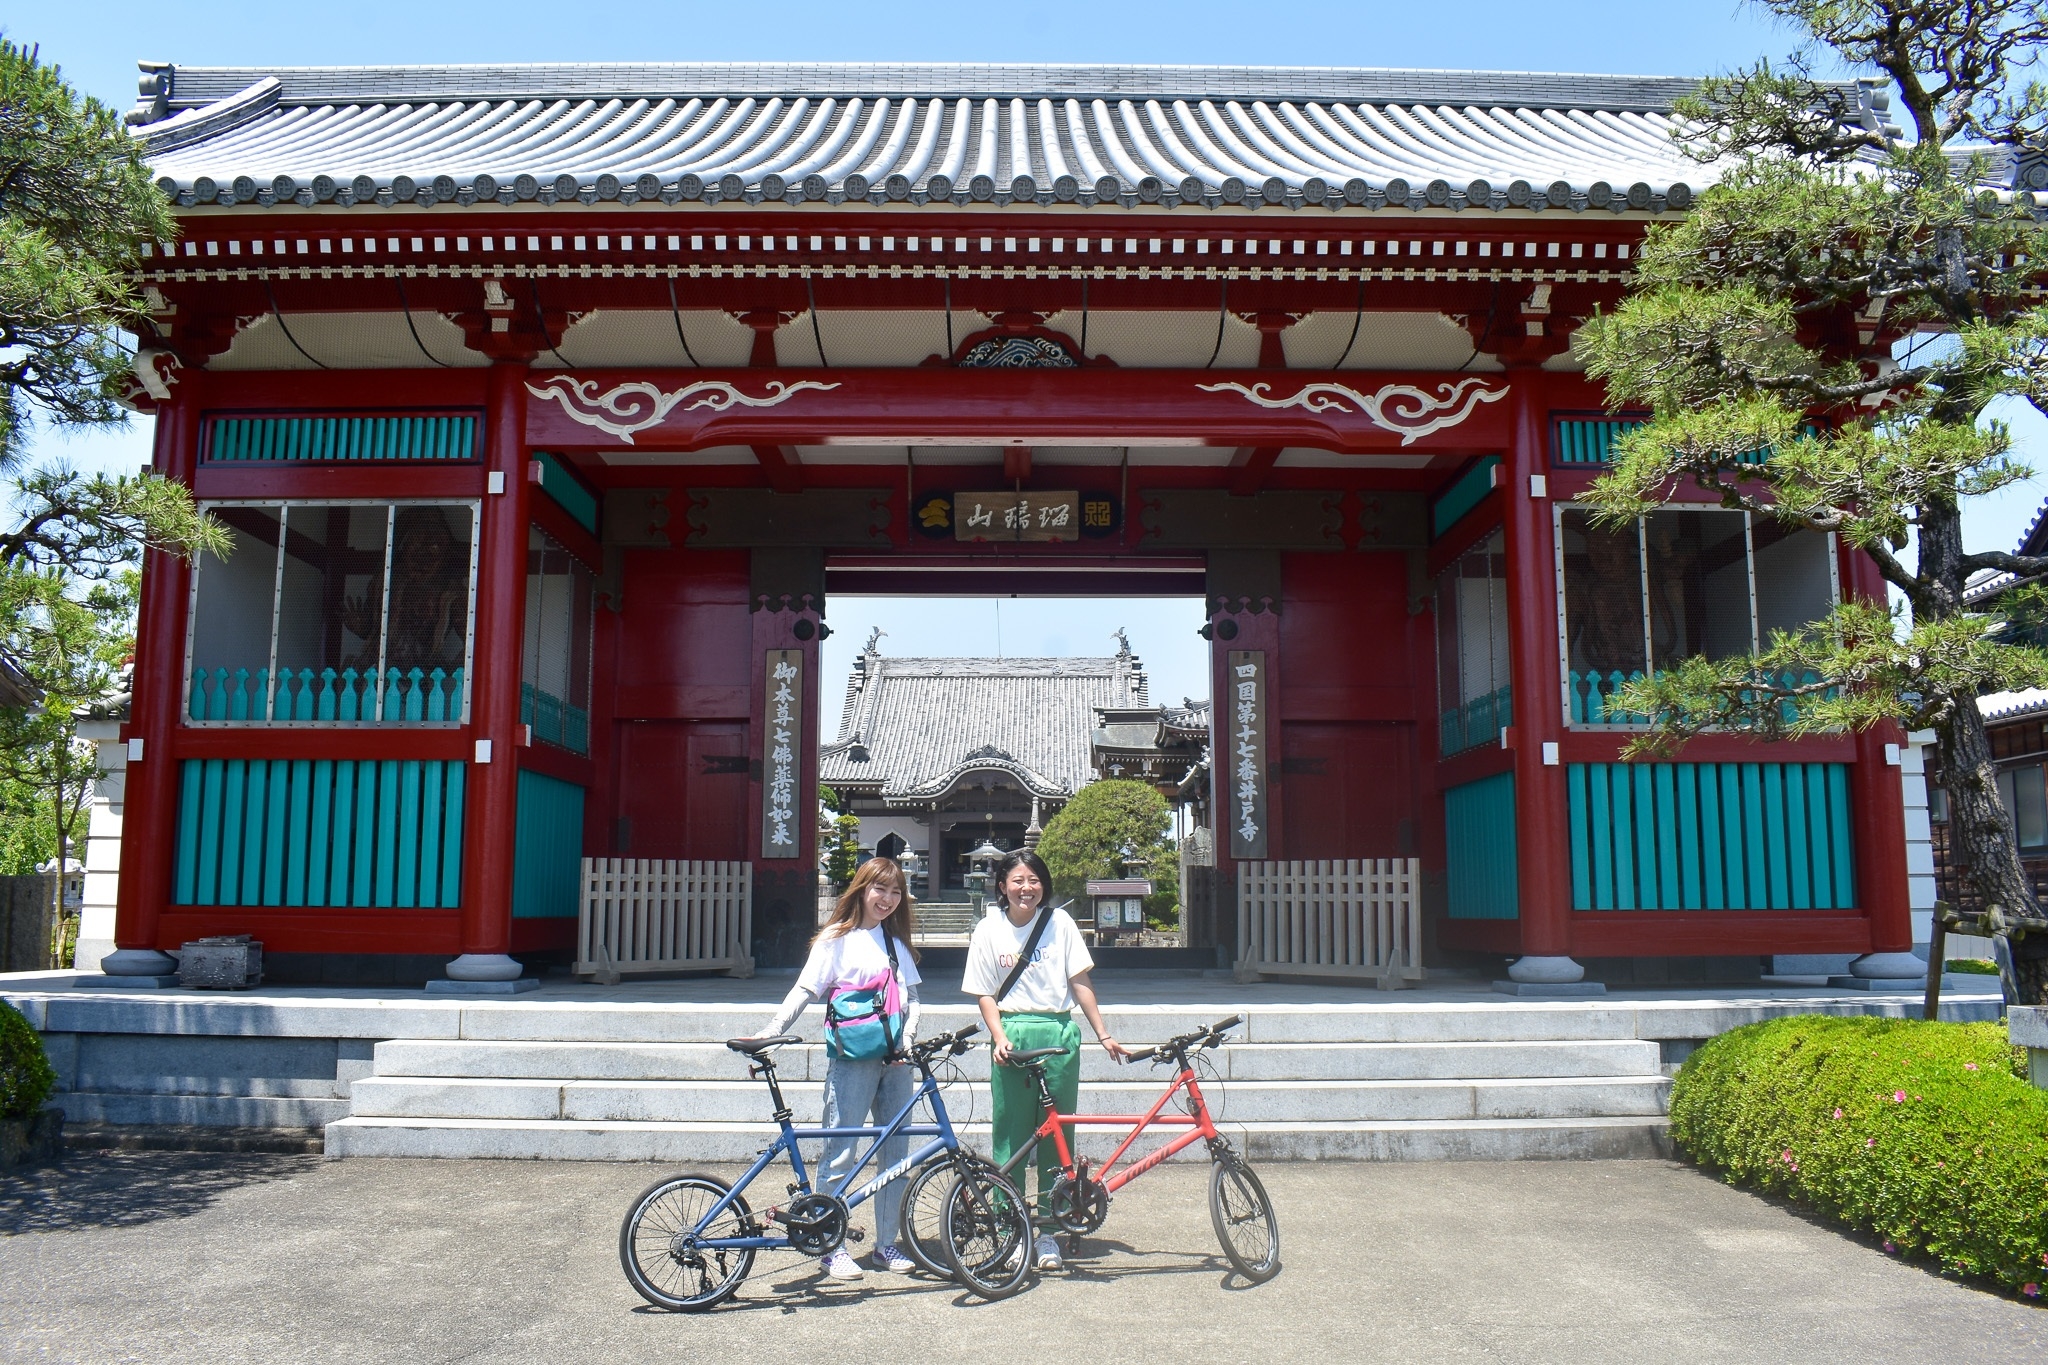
[900,1154,983,1278]
[1208,1157,1280,1283]
[619,1172,758,1311]
[940,1164,1033,1299]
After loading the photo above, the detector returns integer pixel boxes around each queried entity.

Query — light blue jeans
[818,1054,916,1247]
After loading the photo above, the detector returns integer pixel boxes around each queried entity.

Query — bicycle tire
[619,1172,758,1311]
[900,1154,985,1279]
[940,1164,1033,1300]
[1208,1157,1280,1283]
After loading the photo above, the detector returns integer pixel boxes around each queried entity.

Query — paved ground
[1,1153,2039,1363]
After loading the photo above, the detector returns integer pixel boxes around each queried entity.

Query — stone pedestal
[2011,1007,2048,1090]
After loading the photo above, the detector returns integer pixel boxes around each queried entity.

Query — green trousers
[991,1011,1080,1219]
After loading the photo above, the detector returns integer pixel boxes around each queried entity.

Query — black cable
[807,275,829,367]
[264,279,328,370]
[666,275,701,367]
[395,278,451,368]
[1205,278,1230,369]
[1333,275,1366,369]
[1458,280,1502,373]
[1079,275,1090,358]
[530,280,575,370]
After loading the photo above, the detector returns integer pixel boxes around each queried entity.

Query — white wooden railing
[577,858,753,980]
[1236,858,1422,985]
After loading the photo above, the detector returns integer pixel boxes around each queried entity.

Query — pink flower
[1834,1108,1844,1119]
[1964,1063,1979,1071]
[1867,1138,1877,1148]
[1893,1090,1906,1102]
[1884,1241,1897,1254]
[2024,1284,2041,1298]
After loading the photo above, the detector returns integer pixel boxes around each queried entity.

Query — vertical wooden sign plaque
[1227,650,1268,860]
[762,649,803,858]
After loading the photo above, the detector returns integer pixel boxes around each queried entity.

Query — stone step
[346,1074,1671,1124]
[370,1037,1665,1083]
[323,1114,1671,1162]
[57,1092,353,1128]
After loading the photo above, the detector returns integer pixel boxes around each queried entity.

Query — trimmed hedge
[0,1000,56,1121]
[1670,1016,2048,1296]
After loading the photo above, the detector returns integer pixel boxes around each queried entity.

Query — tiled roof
[821,651,1147,803]
[127,61,1849,214]
[1981,687,2048,723]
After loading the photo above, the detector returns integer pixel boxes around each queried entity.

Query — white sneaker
[823,1249,863,1280]
[870,1243,916,1273]
[1034,1233,1064,1271]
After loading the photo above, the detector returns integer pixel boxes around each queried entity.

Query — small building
[1084,876,1155,943]
[1090,698,1212,814]
[820,634,1151,894]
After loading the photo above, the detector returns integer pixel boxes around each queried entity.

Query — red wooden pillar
[449,361,531,979]
[1500,371,1577,973]
[104,392,199,975]
[1842,546,1916,966]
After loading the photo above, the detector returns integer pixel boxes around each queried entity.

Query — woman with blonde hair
[750,856,923,1280]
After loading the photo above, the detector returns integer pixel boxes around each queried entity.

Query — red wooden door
[1280,721,1417,859]
[613,719,749,859]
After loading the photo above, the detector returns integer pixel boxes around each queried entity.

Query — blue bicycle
[618,1023,1032,1310]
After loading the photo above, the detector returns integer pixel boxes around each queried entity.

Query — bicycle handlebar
[1127,1015,1244,1064]
[908,1022,981,1061]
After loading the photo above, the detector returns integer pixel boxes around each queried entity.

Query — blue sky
[16,1,2048,713]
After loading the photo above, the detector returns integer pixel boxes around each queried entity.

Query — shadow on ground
[0,1150,318,1236]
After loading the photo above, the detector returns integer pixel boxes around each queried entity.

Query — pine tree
[1577,1,2048,1003]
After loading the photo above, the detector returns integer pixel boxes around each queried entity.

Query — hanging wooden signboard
[1227,650,1269,860]
[761,649,804,858]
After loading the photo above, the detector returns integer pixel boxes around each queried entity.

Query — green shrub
[0,1000,56,1121]
[1947,958,2000,975]
[1670,1016,2048,1297]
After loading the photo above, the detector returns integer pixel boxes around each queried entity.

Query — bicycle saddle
[1007,1046,1067,1064]
[726,1035,801,1055]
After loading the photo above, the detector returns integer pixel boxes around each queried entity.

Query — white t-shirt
[962,906,1094,1013]
[797,925,922,996]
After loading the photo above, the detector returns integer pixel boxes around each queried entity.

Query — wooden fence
[577,858,753,979]
[1236,859,1422,984]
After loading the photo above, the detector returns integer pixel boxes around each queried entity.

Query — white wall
[73,720,125,972]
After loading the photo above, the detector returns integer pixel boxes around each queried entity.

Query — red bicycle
[986,1014,1280,1283]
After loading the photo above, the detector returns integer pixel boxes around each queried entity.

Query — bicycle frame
[687,1055,966,1252]
[1005,1054,1220,1195]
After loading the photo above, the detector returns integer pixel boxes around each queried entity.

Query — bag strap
[883,930,903,1054]
[993,906,1052,1003]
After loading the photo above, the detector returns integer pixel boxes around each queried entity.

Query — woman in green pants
[963,849,1129,1272]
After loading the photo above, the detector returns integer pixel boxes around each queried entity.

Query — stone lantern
[966,838,1006,916]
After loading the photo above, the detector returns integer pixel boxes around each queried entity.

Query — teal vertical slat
[1630,764,1659,909]
[1653,763,1681,910]
[418,757,445,908]
[260,759,290,905]
[218,760,249,904]
[1737,764,1766,909]
[196,759,224,904]
[1784,764,1813,909]
[173,761,204,904]
[1675,764,1703,909]
[1695,765,1724,909]
[1761,763,1790,908]
[284,758,312,906]
[396,760,423,908]
[306,760,333,907]
[330,761,357,906]
[374,760,400,907]
[352,760,378,904]
[1805,765,1834,908]
[1589,762,1616,910]
[1566,764,1591,910]
[1828,763,1856,907]
[441,763,466,907]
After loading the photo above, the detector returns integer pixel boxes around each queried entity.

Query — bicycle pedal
[845,1228,866,1243]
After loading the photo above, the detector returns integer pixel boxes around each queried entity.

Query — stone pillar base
[442,952,523,981]
[1507,954,1586,984]
[1848,951,1926,981]
[99,947,178,976]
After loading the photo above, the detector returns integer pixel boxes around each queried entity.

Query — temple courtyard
[1,1152,2040,1362]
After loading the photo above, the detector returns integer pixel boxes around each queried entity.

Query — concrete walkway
[2,1153,2038,1363]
